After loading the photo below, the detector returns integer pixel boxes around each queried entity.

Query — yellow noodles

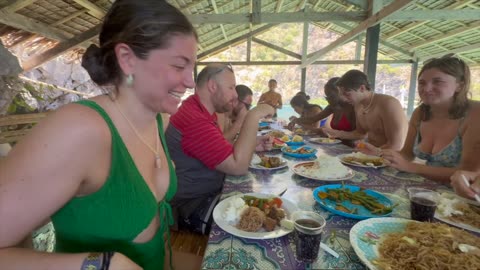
[373,222,480,270]
[448,203,480,229]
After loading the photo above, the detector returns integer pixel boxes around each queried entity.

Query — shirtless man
[323,70,407,151]
[258,79,282,117]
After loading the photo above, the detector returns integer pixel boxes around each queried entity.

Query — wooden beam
[251,0,261,25]
[0,10,71,41]
[407,60,418,116]
[302,0,412,68]
[188,11,366,24]
[419,44,480,61]
[300,22,308,92]
[295,0,307,12]
[51,9,87,27]
[198,60,412,65]
[22,25,100,71]
[210,0,228,41]
[198,24,276,60]
[275,0,283,12]
[252,37,301,59]
[72,0,105,20]
[387,10,480,21]
[189,8,480,25]
[385,0,473,39]
[1,0,36,13]
[0,112,48,127]
[407,21,480,50]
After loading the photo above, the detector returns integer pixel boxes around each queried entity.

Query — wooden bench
[0,112,48,144]
[170,230,209,256]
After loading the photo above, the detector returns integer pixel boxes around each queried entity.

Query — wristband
[81,253,102,270]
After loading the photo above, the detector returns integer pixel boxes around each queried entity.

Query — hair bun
[82,44,111,85]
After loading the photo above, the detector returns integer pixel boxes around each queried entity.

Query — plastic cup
[407,187,440,222]
[292,211,326,263]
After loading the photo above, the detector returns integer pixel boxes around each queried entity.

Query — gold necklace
[362,93,375,115]
[113,100,161,168]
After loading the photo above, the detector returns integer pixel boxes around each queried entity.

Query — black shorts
[178,194,221,235]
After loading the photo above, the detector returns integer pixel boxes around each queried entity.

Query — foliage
[203,23,418,108]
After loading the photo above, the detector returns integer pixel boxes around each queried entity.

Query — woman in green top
[0,1,198,269]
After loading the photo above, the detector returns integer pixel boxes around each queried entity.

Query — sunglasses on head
[206,63,234,81]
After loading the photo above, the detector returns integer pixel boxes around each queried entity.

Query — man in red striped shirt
[166,64,274,234]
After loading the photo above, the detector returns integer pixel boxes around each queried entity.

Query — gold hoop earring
[126,74,134,87]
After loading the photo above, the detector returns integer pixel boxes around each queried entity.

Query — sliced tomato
[271,197,283,208]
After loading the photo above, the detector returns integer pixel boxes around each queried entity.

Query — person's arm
[398,108,420,160]
[457,104,480,172]
[216,113,226,132]
[276,94,283,109]
[216,104,274,175]
[294,106,333,125]
[297,106,323,128]
[377,97,408,151]
[222,107,248,143]
[258,93,266,104]
[450,170,480,200]
[0,104,140,269]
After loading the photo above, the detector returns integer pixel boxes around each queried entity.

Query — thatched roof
[0,0,479,70]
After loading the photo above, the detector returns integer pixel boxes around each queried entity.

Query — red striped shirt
[170,94,234,169]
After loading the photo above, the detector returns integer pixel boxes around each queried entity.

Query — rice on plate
[294,155,353,180]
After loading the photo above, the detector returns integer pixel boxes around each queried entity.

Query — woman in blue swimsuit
[380,55,480,184]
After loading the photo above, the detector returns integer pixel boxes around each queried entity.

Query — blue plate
[259,122,270,127]
[313,184,394,220]
[281,145,317,158]
[285,140,305,146]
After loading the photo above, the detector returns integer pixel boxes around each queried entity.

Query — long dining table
[201,136,449,270]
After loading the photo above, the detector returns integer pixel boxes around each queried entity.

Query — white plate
[434,192,480,234]
[350,217,414,270]
[212,193,298,239]
[338,153,387,168]
[249,158,288,170]
[308,137,341,145]
[292,161,354,181]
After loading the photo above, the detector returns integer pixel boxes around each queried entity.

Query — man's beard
[214,102,233,113]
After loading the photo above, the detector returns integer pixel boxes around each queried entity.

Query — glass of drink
[292,211,326,263]
[407,187,440,222]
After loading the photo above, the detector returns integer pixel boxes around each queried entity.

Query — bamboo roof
[0,0,479,70]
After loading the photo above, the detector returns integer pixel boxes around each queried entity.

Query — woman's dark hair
[81,0,196,89]
[418,54,471,120]
[325,77,340,92]
[235,85,253,100]
[294,91,310,101]
[290,94,322,110]
[336,70,371,91]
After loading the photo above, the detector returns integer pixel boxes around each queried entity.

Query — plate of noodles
[434,192,480,234]
[212,193,298,239]
[308,137,341,145]
[350,217,480,270]
[338,153,386,168]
